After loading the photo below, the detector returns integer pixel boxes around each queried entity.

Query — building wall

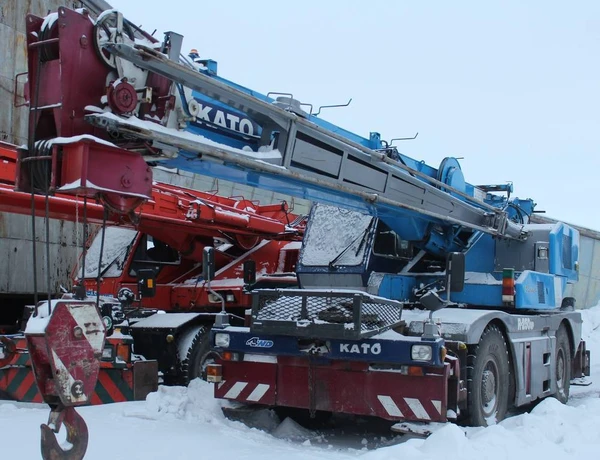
[0,213,85,294]
[570,235,600,308]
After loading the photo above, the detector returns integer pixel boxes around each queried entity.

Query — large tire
[177,326,212,385]
[466,324,510,426]
[554,324,571,404]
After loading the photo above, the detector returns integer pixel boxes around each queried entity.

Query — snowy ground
[2,307,600,460]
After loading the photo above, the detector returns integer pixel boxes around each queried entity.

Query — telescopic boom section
[96,42,526,243]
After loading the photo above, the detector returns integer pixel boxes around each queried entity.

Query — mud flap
[133,360,159,400]
[572,341,591,386]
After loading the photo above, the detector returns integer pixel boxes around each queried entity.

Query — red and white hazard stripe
[377,395,443,421]
[217,381,273,403]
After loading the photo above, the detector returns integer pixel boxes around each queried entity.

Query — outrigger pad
[391,421,453,438]
[571,377,593,387]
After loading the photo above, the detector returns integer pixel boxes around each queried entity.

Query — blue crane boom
[87,40,530,259]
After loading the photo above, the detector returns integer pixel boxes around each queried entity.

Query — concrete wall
[0,213,85,294]
[571,235,600,308]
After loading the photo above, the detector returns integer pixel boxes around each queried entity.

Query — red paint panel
[218,358,449,422]
[274,361,448,422]
[215,361,277,406]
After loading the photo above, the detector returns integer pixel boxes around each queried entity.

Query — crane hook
[40,405,89,460]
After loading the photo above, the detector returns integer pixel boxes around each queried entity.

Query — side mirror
[137,269,156,298]
[203,247,215,282]
[446,252,465,293]
[243,260,256,285]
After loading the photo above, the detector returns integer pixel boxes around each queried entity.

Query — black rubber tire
[466,324,510,426]
[554,324,571,404]
[178,326,211,385]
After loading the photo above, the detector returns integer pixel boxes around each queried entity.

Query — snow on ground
[2,307,600,459]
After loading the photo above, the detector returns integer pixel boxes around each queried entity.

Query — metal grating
[562,234,572,270]
[537,281,545,304]
[250,289,403,339]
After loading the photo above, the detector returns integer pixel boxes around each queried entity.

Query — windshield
[80,227,137,279]
[300,204,373,267]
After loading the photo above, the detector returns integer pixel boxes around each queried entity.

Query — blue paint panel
[377,275,418,301]
[211,328,445,367]
[514,270,562,310]
[445,282,503,307]
[549,223,579,282]
[464,234,496,272]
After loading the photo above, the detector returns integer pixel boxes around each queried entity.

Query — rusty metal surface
[133,360,159,400]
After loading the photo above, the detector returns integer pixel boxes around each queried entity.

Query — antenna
[390,132,419,145]
[314,98,352,116]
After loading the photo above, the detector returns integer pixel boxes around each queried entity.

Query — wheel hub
[556,351,565,389]
[482,366,497,406]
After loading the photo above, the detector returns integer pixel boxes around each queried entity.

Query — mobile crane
[12,6,591,434]
[0,138,303,404]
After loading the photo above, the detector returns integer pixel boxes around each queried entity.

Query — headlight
[411,344,432,361]
[102,346,114,360]
[215,333,230,348]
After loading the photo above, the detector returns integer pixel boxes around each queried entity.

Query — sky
[110,0,600,230]
[2,305,600,459]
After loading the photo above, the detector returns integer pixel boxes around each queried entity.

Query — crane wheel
[466,324,510,426]
[177,326,212,384]
[554,323,571,404]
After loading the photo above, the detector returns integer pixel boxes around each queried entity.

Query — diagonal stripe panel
[224,381,248,399]
[69,303,105,352]
[404,397,430,420]
[246,384,270,402]
[12,368,35,401]
[51,348,87,403]
[377,395,404,417]
[432,399,442,415]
